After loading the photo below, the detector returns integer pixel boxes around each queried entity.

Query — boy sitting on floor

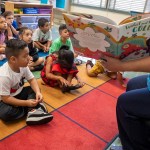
[19,27,44,71]
[32,18,52,53]
[0,15,8,61]
[0,39,53,125]
[49,24,82,65]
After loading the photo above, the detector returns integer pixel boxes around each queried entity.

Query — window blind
[72,0,107,8]
[72,0,148,13]
[108,0,147,12]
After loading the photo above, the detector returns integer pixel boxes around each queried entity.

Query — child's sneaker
[26,108,53,125]
[39,102,48,113]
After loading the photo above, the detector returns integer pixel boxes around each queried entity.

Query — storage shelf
[14,14,51,16]
[5,1,53,28]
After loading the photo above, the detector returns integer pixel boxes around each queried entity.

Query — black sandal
[75,59,82,65]
[61,84,83,93]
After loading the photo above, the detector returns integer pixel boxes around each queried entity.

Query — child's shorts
[89,60,104,76]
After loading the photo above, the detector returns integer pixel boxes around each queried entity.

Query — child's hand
[45,46,49,52]
[28,57,33,65]
[43,46,49,53]
[43,46,47,52]
[0,47,5,54]
[6,22,11,27]
[36,92,43,102]
[59,77,69,86]
[26,99,38,107]
[77,79,85,87]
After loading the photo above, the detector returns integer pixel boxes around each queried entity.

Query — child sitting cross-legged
[41,45,84,93]
[0,15,8,60]
[19,27,44,71]
[2,11,19,39]
[49,24,82,65]
[32,18,52,53]
[0,39,53,125]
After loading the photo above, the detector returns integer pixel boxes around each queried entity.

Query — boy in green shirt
[49,24,74,54]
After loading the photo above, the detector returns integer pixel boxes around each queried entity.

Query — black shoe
[61,85,70,93]
[68,84,82,90]
[32,64,44,71]
[61,84,82,93]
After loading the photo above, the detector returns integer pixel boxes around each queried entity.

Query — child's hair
[59,24,67,33]
[59,45,69,51]
[38,18,49,27]
[57,45,74,70]
[18,26,31,35]
[2,11,13,18]
[0,15,5,19]
[5,39,28,60]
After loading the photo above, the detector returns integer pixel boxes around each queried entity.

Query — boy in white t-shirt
[0,39,53,125]
[32,18,52,53]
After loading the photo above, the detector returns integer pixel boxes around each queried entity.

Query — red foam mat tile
[97,79,127,98]
[59,89,118,142]
[0,111,106,150]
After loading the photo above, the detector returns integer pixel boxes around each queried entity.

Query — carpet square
[0,111,106,150]
[59,89,118,142]
[97,79,127,98]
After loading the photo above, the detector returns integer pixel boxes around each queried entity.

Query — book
[63,13,150,61]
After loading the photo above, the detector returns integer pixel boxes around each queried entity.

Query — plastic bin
[23,8,39,14]
[41,0,48,4]
[56,0,65,8]
[22,23,38,30]
[21,16,37,23]
[130,11,142,16]
[38,9,51,14]
[37,16,50,22]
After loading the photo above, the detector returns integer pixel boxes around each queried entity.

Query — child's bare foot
[117,72,126,88]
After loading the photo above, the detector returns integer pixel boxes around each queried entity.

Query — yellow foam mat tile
[0,104,53,140]
[37,78,93,109]
[77,64,110,87]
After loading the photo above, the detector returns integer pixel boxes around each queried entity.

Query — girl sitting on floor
[0,15,8,60]
[2,11,19,39]
[19,27,44,71]
[41,45,84,93]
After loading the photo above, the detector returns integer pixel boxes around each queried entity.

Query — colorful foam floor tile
[0,104,53,141]
[0,111,107,150]
[58,89,118,142]
[77,64,110,87]
[37,78,93,109]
